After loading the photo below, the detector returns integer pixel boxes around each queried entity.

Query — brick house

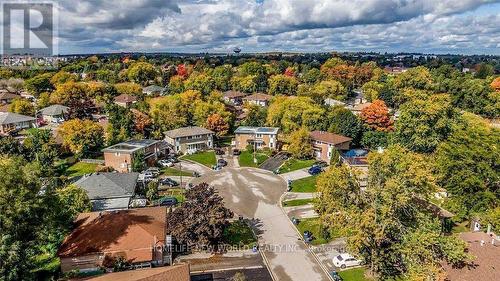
[57,207,169,273]
[223,91,248,105]
[102,139,166,173]
[310,131,352,163]
[164,126,214,154]
[234,126,279,150]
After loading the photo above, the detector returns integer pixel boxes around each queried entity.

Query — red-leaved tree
[360,100,394,132]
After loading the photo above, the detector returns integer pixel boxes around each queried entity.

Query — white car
[158,160,174,167]
[333,253,363,269]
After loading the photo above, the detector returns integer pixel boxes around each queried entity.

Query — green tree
[268,74,298,95]
[475,63,494,79]
[9,98,35,115]
[127,62,157,85]
[210,65,233,91]
[132,150,146,172]
[146,181,159,202]
[266,96,324,133]
[184,73,215,95]
[323,106,363,144]
[287,128,313,159]
[361,130,388,150]
[393,94,456,153]
[24,73,54,96]
[393,66,434,90]
[106,104,135,145]
[435,113,499,219]
[23,129,58,174]
[241,104,267,127]
[59,119,104,157]
[57,184,92,221]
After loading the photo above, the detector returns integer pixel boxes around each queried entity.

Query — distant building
[310,130,352,163]
[223,91,248,105]
[40,104,69,123]
[57,207,169,273]
[242,93,273,107]
[114,94,138,107]
[0,91,19,104]
[74,172,139,211]
[383,66,408,74]
[143,85,166,96]
[233,126,279,150]
[0,112,35,135]
[102,139,166,173]
[164,126,214,154]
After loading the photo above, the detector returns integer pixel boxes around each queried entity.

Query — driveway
[259,152,288,171]
[280,168,312,181]
[176,160,211,175]
[190,167,331,281]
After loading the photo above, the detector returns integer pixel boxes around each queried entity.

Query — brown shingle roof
[0,92,20,101]
[83,264,190,281]
[243,93,272,101]
[164,126,214,138]
[114,94,138,103]
[310,130,352,145]
[58,207,167,263]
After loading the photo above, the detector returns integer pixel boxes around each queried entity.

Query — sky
[41,0,500,55]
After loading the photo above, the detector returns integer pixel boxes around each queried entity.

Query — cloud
[51,0,500,54]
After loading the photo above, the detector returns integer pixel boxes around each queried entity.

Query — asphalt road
[190,167,331,281]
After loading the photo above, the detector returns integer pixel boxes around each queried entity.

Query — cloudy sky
[50,0,500,54]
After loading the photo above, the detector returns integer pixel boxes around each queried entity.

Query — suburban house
[103,139,166,173]
[223,90,248,105]
[233,126,279,150]
[164,126,214,154]
[242,93,273,106]
[324,98,346,107]
[114,94,138,107]
[310,130,352,163]
[0,112,35,135]
[40,104,69,123]
[84,264,190,281]
[0,91,19,104]
[57,207,169,273]
[74,172,139,211]
[345,102,372,115]
[143,85,166,96]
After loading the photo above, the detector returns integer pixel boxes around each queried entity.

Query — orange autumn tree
[491,77,500,92]
[205,113,229,137]
[360,100,394,132]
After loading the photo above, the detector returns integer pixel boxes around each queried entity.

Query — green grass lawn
[238,150,270,167]
[64,162,98,177]
[452,221,469,234]
[278,158,316,174]
[181,151,216,167]
[290,175,318,193]
[159,188,185,203]
[223,220,257,246]
[283,198,315,207]
[161,167,193,177]
[338,268,372,281]
[295,217,336,245]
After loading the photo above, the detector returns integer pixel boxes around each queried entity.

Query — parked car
[158,159,174,167]
[159,197,178,207]
[145,167,160,176]
[332,253,363,269]
[215,148,225,155]
[314,160,328,168]
[330,271,343,281]
[141,171,156,180]
[160,178,179,187]
[217,159,228,167]
[166,156,179,163]
[303,230,313,243]
[232,149,241,156]
[308,165,323,175]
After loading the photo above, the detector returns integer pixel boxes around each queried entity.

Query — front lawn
[181,151,216,167]
[278,158,315,174]
[161,167,193,177]
[295,217,338,245]
[283,198,315,207]
[223,220,257,246]
[238,150,270,167]
[290,175,318,193]
[64,162,98,178]
[338,267,373,281]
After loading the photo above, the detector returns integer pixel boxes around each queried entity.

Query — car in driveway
[158,159,174,167]
[333,253,363,269]
[217,159,228,167]
[215,148,225,155]
[160,178,179,187]
[232,149,241,156]
[308,165,323,175]
[145,167,160,176]
[159,197,178,207]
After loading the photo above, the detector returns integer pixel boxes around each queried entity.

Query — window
[115,152,121,156]
[256,134,262,138]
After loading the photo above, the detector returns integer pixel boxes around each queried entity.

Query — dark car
[160,178,179,187]
[330,271,343,281]
[217,159,228,167]
[232,149,241,156]
[166,156,179,163]
[215,148,225,155]
[159,197,178,207]
[303,230,313,243]
[308,165,322,175]
[314,160,328,168]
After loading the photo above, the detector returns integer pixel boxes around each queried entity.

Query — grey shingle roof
[40,104,69,116]
[143,85,165,93]
[74,172,139,200]
[164,126,214,138]
[234,126,279,135]
[0,112,35,125]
